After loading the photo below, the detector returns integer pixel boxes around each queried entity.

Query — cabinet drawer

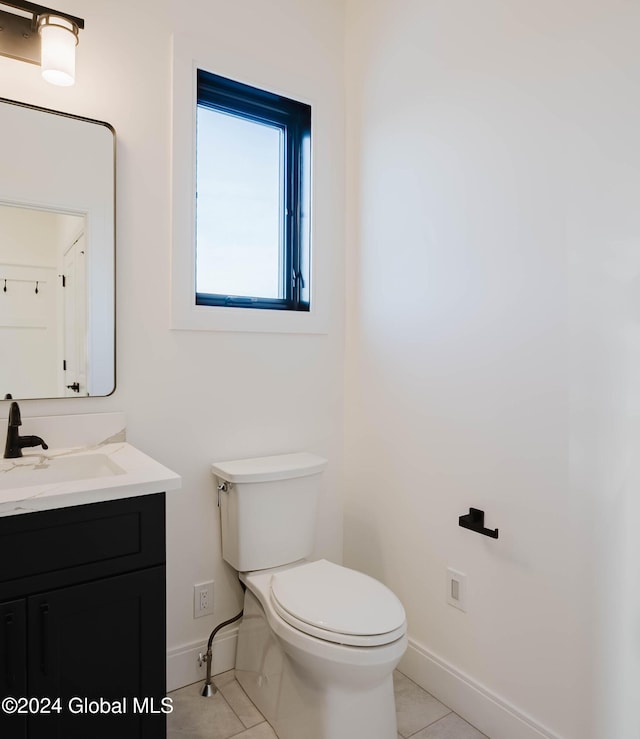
[0,494,165,600]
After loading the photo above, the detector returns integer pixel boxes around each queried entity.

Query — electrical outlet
[446,568,467,612]
[194,581,214,618]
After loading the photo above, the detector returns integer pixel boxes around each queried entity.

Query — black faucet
[4,401,49,459]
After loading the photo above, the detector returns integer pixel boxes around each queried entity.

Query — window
[195,70,311,311]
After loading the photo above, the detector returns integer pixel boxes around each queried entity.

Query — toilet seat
[269,560,406,647]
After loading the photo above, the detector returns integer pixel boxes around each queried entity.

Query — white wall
[0,207,60,267]
[0,0,345,687]
[344,1,640,738]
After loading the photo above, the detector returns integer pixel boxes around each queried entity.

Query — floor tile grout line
[171,671,484,739]
[235,675,267,729]
[216,673,268,731]
[227,720,270,738]
[396,669,454,713]
[212,677,245,729]
[172,678,244,739]
[395,669,457,738]
[403,708,454,738]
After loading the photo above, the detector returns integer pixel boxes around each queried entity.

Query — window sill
[170,300,327,334]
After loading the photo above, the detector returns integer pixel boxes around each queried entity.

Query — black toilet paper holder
[458,508,499,539]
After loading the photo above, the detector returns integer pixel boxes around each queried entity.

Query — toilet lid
[270,560,406,647]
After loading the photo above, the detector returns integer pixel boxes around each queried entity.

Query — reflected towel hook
[35,281,39,294]
[3,279,6,293]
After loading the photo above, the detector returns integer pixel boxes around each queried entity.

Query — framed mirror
[0,98,115,400]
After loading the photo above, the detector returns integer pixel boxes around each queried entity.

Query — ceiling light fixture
[0,1,84,86]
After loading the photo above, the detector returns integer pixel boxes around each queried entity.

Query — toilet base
[235,589,404,739]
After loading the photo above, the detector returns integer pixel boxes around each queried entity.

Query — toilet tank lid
[211,452,327,483]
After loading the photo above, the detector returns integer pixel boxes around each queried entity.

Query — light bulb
[38,15,78,87]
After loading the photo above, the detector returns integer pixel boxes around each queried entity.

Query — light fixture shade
[38,14,78,86]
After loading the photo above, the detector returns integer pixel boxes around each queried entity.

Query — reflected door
[62,234,87,396]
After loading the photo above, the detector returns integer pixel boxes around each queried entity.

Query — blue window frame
[195,69,311,311]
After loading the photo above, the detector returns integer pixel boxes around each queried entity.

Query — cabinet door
[0,599,27,738]
[28,566,165,739]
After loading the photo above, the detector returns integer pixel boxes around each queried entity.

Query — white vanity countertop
[0,442,181,517]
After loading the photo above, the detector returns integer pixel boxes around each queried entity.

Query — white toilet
[211,452,407,739]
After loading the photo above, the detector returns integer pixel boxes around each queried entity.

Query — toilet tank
[211,452,328,572]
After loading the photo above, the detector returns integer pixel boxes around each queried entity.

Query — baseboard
[166,626,239,693]
[398,638,562,739]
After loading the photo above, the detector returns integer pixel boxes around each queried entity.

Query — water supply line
[200,482,244,697]
[199,581,246,697]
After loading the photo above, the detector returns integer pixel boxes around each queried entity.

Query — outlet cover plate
[194,581,214,618]
[446,568,467,612]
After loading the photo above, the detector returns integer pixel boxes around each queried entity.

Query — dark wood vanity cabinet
[0,493,166,739]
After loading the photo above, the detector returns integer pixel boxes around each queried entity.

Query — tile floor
[167,669,488,739]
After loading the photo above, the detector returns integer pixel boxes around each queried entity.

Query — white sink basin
[0,442,181,517]
[0,410,181,517]
[0,453,125,490]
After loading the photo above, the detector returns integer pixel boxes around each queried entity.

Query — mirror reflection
[0,99,115,400]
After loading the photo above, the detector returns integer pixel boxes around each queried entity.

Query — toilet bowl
[212,453,407,739]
